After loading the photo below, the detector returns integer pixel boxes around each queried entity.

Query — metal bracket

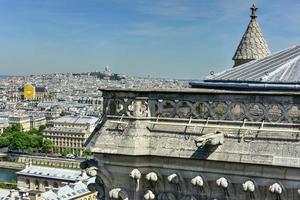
[110,114,128,129]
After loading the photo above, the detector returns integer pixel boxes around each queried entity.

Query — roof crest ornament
[250,4,258,19]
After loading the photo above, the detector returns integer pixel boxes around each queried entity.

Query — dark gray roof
[206,45,300,83]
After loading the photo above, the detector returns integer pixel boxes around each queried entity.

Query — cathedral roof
[232,4,270,66]
[206,45,300,83]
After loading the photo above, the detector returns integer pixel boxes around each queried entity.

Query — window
[25,179,30,188]
[53,182,58,188]
[44,181,49,188]
[35,180,39,190]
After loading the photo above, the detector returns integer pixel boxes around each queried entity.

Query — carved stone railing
[102,88,300,124]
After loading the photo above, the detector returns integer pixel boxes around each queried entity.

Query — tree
[42,139,53,152]
[7,132,27,151]
[82,149,92,158]
[53,147,60,154]
[38,125,46,132]
[62,148,72,156]
[0,137,9,147]
[0,124,49,153]
[3,124,22,134]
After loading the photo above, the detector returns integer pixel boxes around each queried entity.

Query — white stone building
[43,116,99,156]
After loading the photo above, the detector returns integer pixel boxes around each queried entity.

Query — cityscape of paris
[2,0,300,200]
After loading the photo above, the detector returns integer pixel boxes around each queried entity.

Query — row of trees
[0,124,93,157]
[0,124,53,153]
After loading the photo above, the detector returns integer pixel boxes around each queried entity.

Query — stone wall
[88,155,300,200]
[88,88,300,200]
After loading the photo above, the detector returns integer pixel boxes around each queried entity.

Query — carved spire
[232,5,270,67]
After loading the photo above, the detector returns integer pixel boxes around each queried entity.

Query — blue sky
[0,0,300,79]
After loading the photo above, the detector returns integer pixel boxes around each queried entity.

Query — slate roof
[41,181,92,200]
[206,45,300,83]
[17,165,82,181]
[232,5,270,66]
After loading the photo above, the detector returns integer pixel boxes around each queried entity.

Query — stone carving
[269,183,282,194]
[86,166,98,177]
[191,176,204,187]
[194,132,224,148]
[243,180,256,199]
[109,188,129,200]
[216,177,230,198]
[132,99,149,117]
[106,96,300,124]
[129,169,141,191]
[145,172,158,182]
[167,173,186,193]
[242,180,255,192]
[80,159,108,199]
[108,98,149,117]
[248,103,264,121]
[144,190,155,200]
[87,177,105,199]
[212,102,228,119]
[267,104,284,122]
[193,102,210,119]
[168,173,179,184]
[216,177,228,189]
[288,106,299,122]
[190,175,209,198]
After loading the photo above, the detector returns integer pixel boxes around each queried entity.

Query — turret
[232,4,270,67]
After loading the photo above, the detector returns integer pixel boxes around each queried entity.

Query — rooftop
[52,116,98,125]
[17,165,82,181]
[206,45,300,83]
[42,181,92,200]
[45,127,87,134]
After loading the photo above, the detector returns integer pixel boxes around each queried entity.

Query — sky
[0,0,300,79]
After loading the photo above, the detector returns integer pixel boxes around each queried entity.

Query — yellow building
[24,84,35,99]
[13,84,50,101]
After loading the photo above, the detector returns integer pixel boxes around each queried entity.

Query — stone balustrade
[102,88,300,124]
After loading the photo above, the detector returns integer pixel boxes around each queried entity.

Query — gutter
[190,81,300,91]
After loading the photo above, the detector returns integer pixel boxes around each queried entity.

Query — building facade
[15,84,50,101]
[8,115,31,131]
[43,116,99,156]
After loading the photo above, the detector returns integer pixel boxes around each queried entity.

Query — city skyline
[1,0,300,79]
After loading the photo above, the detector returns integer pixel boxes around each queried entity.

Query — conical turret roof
[232,4,270,67]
